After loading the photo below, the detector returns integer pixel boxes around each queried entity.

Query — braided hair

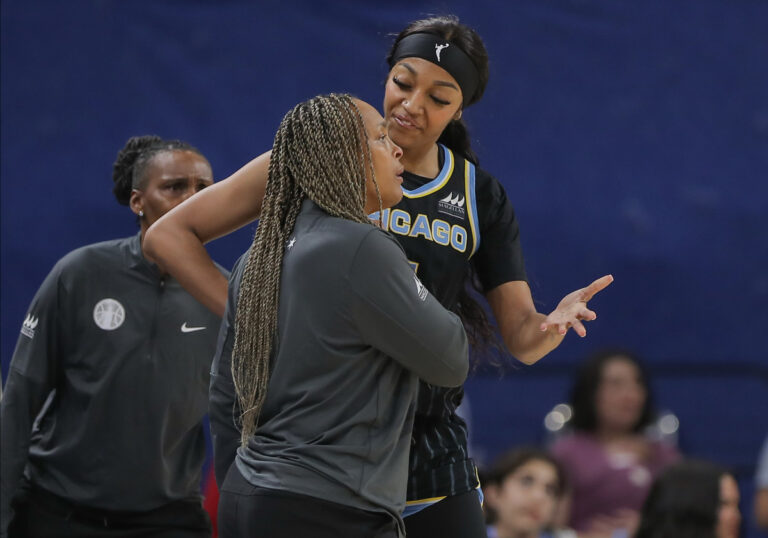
[232,94,381,445]
[112,135,204,206]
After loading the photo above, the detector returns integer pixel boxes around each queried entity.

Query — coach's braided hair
[112,135,204,206]
[232,94,381,445]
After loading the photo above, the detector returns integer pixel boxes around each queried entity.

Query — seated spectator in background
[550,349,680,537]
[635,459,740,538]
[755,433,768,531]
[483,448,575,538]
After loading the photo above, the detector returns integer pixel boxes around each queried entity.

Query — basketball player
[144,16,612,538]
[0,136,223,537]
[212,94,468,538]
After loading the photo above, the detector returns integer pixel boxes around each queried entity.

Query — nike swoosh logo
[181,322,206,333]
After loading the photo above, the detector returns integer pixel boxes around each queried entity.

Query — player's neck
[401,143,440,179]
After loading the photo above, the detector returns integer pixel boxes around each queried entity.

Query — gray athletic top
[209,200,469,537]
[0,233,225,536]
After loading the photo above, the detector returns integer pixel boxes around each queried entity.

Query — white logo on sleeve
[21,313,39,339]
[181,322,206,333]
[414,275,428,301]
[93,298,125,331]
[435,43,450,62]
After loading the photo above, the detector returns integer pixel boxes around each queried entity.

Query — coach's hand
[539,275,614,337]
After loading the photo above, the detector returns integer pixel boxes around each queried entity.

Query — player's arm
[756,488,768,530]
[754,437,768,530]
[144,151,271,317]
[486,276,613,365]
[473,172,612,364]
[1,266,62,536]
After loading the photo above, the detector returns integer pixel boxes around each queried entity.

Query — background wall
[2,1,767,535]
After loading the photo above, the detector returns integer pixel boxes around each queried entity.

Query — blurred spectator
[483,447,576,538]
[550,349,680,537]
[635,459,740,538]
[754,434,768,530]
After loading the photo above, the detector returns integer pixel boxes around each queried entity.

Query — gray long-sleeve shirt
[0,233,225,536]
[209,200,469,536]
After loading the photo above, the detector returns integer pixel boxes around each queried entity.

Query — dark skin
[129,150,213,246]
[146,67,612,360]
[382,58,613,363]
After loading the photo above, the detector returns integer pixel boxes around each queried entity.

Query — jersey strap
[464,159,480,258]
[371,144,479,262]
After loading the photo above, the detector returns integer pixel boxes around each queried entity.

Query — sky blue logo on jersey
[379,209,468,253]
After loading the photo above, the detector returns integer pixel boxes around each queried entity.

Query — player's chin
[387,185,404,207]
[379,192,402,210]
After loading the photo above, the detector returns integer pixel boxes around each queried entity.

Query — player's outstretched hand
[539,275,614,337]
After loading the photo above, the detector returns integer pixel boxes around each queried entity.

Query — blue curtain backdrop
[2,1,767,535]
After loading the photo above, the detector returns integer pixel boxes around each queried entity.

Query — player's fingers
[541,317,561,332]
[572,319,587,337]
[578,308,597,321]
[582,274,614,300]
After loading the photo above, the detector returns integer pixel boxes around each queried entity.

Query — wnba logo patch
[93,298,125,331]
[438,192,466,219]
[435,43,450,62]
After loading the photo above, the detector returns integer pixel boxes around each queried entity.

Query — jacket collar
[127,231,163,279]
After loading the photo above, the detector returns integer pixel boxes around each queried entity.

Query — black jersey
[378,144,528,501]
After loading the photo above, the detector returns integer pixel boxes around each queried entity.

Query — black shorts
[404,489,486,538]
[218,463,398,538]
[13,485,211,538]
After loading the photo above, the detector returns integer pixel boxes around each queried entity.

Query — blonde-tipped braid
[232,94,383,445]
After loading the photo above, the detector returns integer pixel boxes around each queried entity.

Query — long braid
[232,94,382,444]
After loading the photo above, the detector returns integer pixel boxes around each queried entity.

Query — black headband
[389,32,480,107]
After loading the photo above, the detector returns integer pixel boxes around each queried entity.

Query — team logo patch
[414,274,428,301]
[437,192,466,219]
[21,313,38,339]
[435,43,450,62]
[93,298,125,331]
